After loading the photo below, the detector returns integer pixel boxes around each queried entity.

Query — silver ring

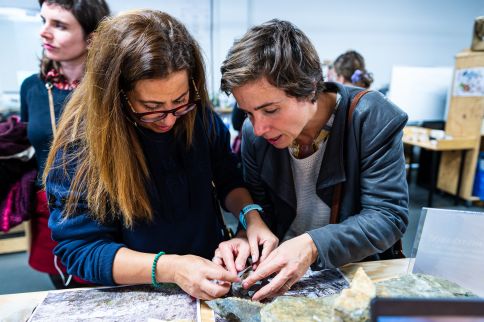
[212,256,221,261]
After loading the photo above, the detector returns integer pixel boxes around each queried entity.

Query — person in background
[20,0,110,288]
[44,10,278,300]
[215,19,408,301]
[331,50,374,89]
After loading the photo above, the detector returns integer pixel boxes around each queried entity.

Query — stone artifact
[260,295,336,322]
[332,268,375,322]
[231,266,269,298]
[377,273,476,298]
[208,268,478,322]
[206,297,264,322]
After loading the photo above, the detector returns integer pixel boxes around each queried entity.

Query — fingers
[216,243,237,275]
[211,254,224,266]
[234,242,251,272]
[248,236,260,264]
[251,273,292,301]
[198,279,231,300]
[207,264,240,283]
[215,238,251,274]
[259,238,279,263]
[242,253,280,289]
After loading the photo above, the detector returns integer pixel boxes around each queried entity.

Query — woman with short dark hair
[216,19,408,301]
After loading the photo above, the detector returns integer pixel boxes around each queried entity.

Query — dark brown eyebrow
[239,100,281,112]
[138,88,189,105]
[40,15,70,27]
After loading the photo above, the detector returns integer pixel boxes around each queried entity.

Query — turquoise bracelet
[151,251,165,288]
[239,204,263,230]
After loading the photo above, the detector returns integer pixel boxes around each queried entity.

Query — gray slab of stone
[260,295,336,322]
[376,273,477,298]
[209,273,478,322]
[206,297,264,322]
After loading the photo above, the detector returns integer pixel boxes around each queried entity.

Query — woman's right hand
[163,254,240,300]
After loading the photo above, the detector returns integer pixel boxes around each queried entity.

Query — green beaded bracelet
[151,251,165,288]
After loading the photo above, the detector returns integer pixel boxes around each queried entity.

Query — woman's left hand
[241,233,318,301]
[245,211,279,266]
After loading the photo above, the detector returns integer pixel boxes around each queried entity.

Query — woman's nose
[252,116,269,137]
[40,24,51,40]
[161,113,177,127]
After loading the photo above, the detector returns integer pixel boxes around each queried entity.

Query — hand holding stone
[242,233,318,301]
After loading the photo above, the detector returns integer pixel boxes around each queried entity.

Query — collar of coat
[257,82,360,208]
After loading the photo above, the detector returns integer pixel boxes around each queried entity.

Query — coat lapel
[316,83,350,191]
[260,145,297,210]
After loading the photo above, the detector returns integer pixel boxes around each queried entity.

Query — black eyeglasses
[123,79,201,123]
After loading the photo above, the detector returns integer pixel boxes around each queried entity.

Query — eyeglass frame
[122,78,201,123]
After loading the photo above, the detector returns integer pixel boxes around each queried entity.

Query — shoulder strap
[46,82,57,136]
[329,89,370,224]
[348,89,370,123]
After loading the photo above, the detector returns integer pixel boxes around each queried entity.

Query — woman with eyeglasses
[43,10,278,300]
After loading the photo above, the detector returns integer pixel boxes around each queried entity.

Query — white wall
[214,0,484,90]
[0,0,483,112]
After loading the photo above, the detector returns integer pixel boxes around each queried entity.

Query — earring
[120,89,138,127]
[191,78,201,101]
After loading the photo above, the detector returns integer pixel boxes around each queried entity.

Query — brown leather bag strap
[329,183,342,224]
[329,89,371,224]
[348,89,370,123]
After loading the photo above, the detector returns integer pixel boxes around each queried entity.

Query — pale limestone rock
[260,295,336,322]
[332,268,374,322]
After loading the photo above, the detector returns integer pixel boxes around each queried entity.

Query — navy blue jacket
[20,74,71,186]
[46,108,243,285]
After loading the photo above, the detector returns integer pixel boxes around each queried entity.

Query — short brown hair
[221,19,325,101]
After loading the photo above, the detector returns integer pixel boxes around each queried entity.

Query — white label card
[413,208,484,297]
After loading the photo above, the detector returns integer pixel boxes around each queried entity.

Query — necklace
[289,129,329,159]
[290,92,341,159]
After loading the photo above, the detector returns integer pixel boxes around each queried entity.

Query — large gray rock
[209,272,478,322]
[206,297,264,322]
[260,295,337,322]
[376,273,477,298]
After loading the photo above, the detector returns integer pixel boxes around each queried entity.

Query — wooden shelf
[0,222,29,254]
[436,49,484,200]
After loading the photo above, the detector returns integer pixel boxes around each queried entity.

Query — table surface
[0,258,412,322]
[403,126,476,151]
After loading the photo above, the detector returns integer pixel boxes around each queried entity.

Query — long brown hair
[44,10,211,227]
